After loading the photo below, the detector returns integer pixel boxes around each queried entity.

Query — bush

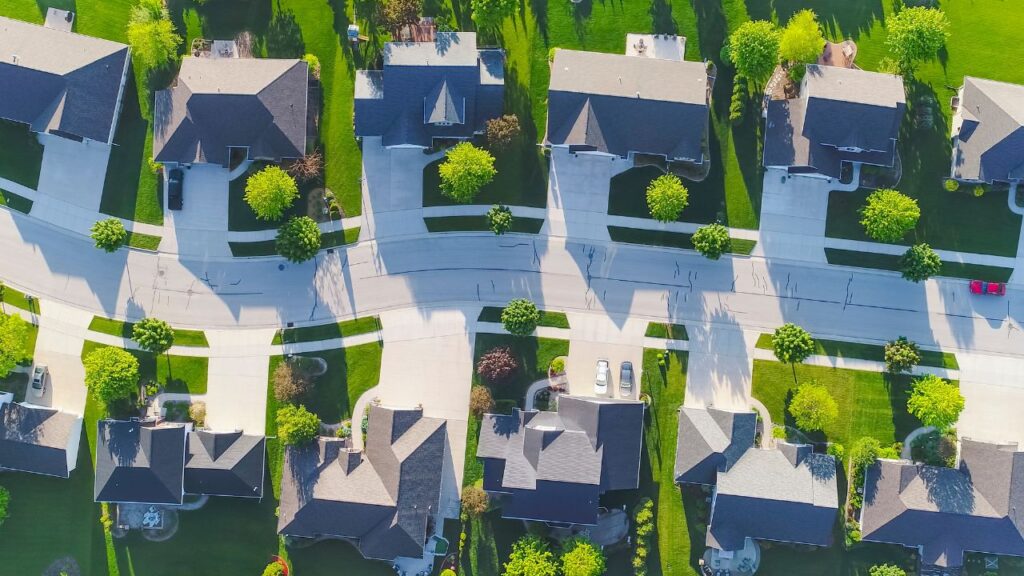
[845,521,862,547]
[276,216,322,263]
[0,485,9,527]
[0,313,32,379]
[440,570,456,576]
[469,386,495,416]
[487,204,513,235]
[788,382,839,432]
[188,402,206,428]
[439,142,496,203]
[884,336,921,373]
[287,150,324,183]
[910,429,957,467]
[84,347,140,404]
[90,219,128,252]
[244,165,299,221]
[860,189,920,243]
[262,561,286,576]
[973,185,986,197]
[126,0,182,70]
[827,442,845,461]
[729,76,748,125]
[943,178,960,192]
[485,114,521,151]
[501,298,540,336]
[869,564,907,576]
[692,223,732,260]
[302,53,321,80]
[274,359,314,403]
[276,404,320,446]
[337,419,352,438]
[548,47,557,62]
[901,243,941,283]
[461,485,489,517]
[476,346,519,385]
[504,535,557,576]
[645,174,688,222]
[561,536,606,576]
[550,357,566,374]
[771,323,815,365]
[772,426,787,439]
[133,317,174,354]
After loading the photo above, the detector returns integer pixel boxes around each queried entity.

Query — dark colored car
[167,168,183,211]
[969,280,1006,296]
[619,361,634,397]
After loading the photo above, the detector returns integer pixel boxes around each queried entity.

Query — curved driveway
[1,208,1022,357]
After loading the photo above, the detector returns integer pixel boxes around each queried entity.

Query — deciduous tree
[779,9,825,65]
[487,205,514,235]
[276,404,320,445]
[461,485,489,517]
[561,537,606,576]
[503,535,557,576]
[860,189,920,243]
[501,299,540,336]
[91,219,128,253]
[245,166,299,221]
[486,115,522,151]
[728,20,781,87]
[274,359,314,403]
[771,323,815,365]
[691,223,732,260]
[0,313,31,378]
[469,385,495,416]
[133,317,174,355]
[884,336,920,374]
[900,243,941,283]
[476,346,519,385]
[84,347,140,404]
[382,0,422,31]
[645,174,689,223]
[907,375,964,431]
[126,0,182,70]
[439,143,496,203]
[276,216,322,263]
[471,0,517,31]
[789,382,839,431]
[886,6,950,72]
[870,564,907,576]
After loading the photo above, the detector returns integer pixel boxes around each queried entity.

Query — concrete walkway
[749,397,774,449]
[349,385,380,451]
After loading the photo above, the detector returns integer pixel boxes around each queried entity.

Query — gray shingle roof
[763,65,906,178]
[544,49,709,161]
[0,16,129,143]
[184,430,265,498]
[278,405,447,562]
[354,32,504,147]
[0,402,80,478]
[860,439,1024,568]
[477,395,645,525]
[707,443,839,550]
[951,77,1024,183]
[153,57,308,165]
[94,420,187,504]
[674,407,756,485]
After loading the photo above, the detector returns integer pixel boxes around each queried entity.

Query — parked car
[594,360,609,396]
[30,365,48,398]
[619,361,634,397]
[167,168,183,211]
[969,280,1006,296]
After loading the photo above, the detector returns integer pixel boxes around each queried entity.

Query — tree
[779,9,825,65]
[276,404,320,446]
[884,336,921,373]
[90,219,128,252]
[728,20,781,87]
[692,223,732,260]
[487,205,514,235]
[901,243,941,283]
[132,317,174,355]
[476,346,520,385]
[126,0,182,70]
[382,0,421,31]
[503,535,557,576]
[274,359,314,403]
[0,313,31,378]
[83,347,140,404]
[486,114,522,151]
[860,189,920,243]
[869,564,907,576]
[461,485,489,517]
[907,375,964,431]
[885,6,950,72]
[645,174,688,223]
[729,75,748,124]
[771,323,815,365]
[276,216,322,263]
[561,537,606,576]
[302,53,321,80]
[0,485,8,528]
[262,561,287,576]
[469,385,495,416]
[501,299,540,336]
[439,143,496,203]
[788,382,839,431]
[471,0,517,31]
[245,166,299,221]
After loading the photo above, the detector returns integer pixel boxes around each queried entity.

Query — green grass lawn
[126,232,162,251]
[0,119,44,190]
[644,322,689,340]
[425,215,545,234]
[477,307,570,329]
[422,144,549,208]
[1,284,42,314]
[824,248,1013,282]
[755,333,958,370]
[228,163,333,231]
[608,225,757,255]
[100,74,163,226]
[272,316,381,345]
[0,188,34,214]
[81,341,208,394]
[87,316,209,347]
[229,227,359,257]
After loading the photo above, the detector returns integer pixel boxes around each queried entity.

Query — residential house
[950,77,1024,185]
[476,395,645,526]
[673,406,756,486]
[184,430,266,498]
[0,394,83,478]
[354,32,505,148]
[0,14,131,145]
[544,35,709,166]
[860,439,1024,571]
[763,64,906,179]
[277,405,448,563]
[153,57,309,166]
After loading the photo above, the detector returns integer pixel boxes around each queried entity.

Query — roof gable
[94,420,187,504]
[0,402,79,478]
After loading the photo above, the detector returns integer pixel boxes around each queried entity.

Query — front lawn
[645,322,689,340]
[87,316,209,347]
[100,73,163,226]
[425,215,545,234]
[0,119,44,190]
[754,333,958,370]
[81,341,209,394]
[422,143,549,208]
[272,343,383,425]
[228,227,359,257]
[824,247,1013,282]
[608,225,757,255]
[477,307,570,329]
[228,163,332,231]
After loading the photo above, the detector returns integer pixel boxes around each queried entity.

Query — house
[950,77,1024,185]
[763,64,906,179]
[95,419,267,504]
[860,439,1024,570]
[277,405,448,563]
[544,36,710,165]
[0,395,83,478]
[0,14,131,145]
[153,57,309,166]
[675,407,839,554]
[476,395,645,526]
[354,32,504,148]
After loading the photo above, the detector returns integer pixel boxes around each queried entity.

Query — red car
[970,280,1006,296]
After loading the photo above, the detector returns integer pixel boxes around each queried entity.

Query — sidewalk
[750,348,960,379]
[823,237,1017,268]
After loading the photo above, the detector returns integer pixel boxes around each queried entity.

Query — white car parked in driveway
[594,360,610,396]
[30,365,48,399]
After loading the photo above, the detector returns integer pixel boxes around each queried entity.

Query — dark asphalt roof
[184,430,266,498]
[153,57,308,165]
[94,420,187,504]
[354,33,504,147]
[277,405,447,562]
[674,407,756,485]
[860,439,1024,568]
[476,395,645,525]
[0,16,129,143]
[0,402,80,478]
[952,77,1024,183]
[544,49,709,160]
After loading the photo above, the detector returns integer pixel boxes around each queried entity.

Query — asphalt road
[2,208,1022,357]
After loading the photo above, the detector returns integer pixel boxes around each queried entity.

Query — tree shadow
[529,0,549,43]
[571,0,592,41]
[883,372,922,441]
[266,7,306,58]
[650,0,677,35]
[770,0,885,41]
[195,0,273,41]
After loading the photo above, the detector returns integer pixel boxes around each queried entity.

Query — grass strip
[230,228,359,257]
[755,334,958,370]
[425,216,545,234]
[825,248,1013,282]
[87,316,209,348]
[644,322,689,340]
[272,316,381,345]
[0,188,33,214]
[477,306,570,329]
[126,231,162,251]
[0,283,41,314]
[608,226,756,255]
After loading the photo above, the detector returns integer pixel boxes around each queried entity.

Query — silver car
[30,365,48,398]
[619,361,634,397]
[594,360,609,396]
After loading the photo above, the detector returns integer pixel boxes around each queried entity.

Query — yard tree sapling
[860,189,920,243]
[90,218,128,252]
[83,346,140,404]
[245,166,300,221]
[788,382,839,432]
[645,174,689,223]
[501,299,541,336]
[907,375,964,432]
[439,143,496,203]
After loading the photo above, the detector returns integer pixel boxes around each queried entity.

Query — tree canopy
[0,313,31,378]
[503,535,557,576]
[907,375,964,431]
[884,336,921,374]
[90,219,128,253]
[691,223,732,260]
[245,166,299,221]
[382,0,422,30]
[900,243,941,283]
[779,9,825,64]
[486,115,522,151]
[646,174,689,223]
[471,0,517,31]
[501,299,541,336]
[83,346,140,404]
[860,189,920,243]
[276,404,321,445]
[886,6,950,72]
[126,0,182,70]
[439,143,497,203]
[870,564,907,576]
[0,486,9,528]
[461,485,489,517]
[728,20,781,86]
[487,205,514,235]
[771,323,815,365]
[133,317,174,355]
[276,216,322,263]
[561,537,606,576]
[788,382,839,431]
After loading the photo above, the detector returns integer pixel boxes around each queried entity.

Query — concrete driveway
[35,134,111,211]
[204,355,270,434]
[544,148,631,241]
[162,164,232,258]
[359,137,439,240]
[28,301,93,416]
[563,313,646,400]
[683,325,758,411]
[956,353,1024,445]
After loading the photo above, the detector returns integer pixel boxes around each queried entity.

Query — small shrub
[943,178,959,192]
[302,53,321,80]
[772,426,787,439]
[336,419,352,438]
[0,485,9,527]
[548,47,557,62]
[461,485,489,517]
[827,442,845,461]
[441,570,456,576]
[487,204,513,235]
[188,402,206,427]
[501,298,540,336]
[973,185,986,197]
[476,346,519,384]
[911,429,958,467]
[485,114,521,151]
[274,359,314,403]
[550,357,566,374]
[469,386,495,416]
[263,561,286,576]
[869,564,907,576]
